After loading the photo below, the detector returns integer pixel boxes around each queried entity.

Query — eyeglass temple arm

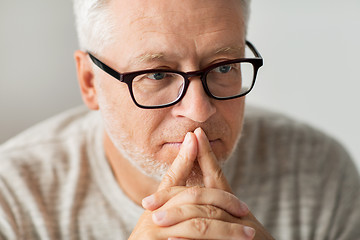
[87,52,123,80]
[245,40,263,59]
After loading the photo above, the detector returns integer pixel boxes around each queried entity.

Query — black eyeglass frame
[88,40,263,109]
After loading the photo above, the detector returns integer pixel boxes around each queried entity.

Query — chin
[145,149,230,187]
[142,160,205,187]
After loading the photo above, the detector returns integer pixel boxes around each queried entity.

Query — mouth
[163,139,220,149]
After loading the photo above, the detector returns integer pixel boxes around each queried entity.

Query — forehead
[107,0,246,67]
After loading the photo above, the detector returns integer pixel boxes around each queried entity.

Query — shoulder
[239,106,359,231]
[243,105,324,139]
[0,106,106,238]
[232,106,360,239]
[240,105,358,179]
[243,105,345,157]
[0,105,101,186]
[1,105,97,153]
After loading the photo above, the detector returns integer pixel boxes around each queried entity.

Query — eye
[214,65,232,74]
[147,72,167,80]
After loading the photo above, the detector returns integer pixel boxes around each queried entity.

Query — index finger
[194,127,232,193]
[157,132,198,191]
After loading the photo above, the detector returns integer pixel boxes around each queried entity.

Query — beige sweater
[0,105,359,240]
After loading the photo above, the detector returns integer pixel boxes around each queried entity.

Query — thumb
[157,132,198,191]
[194,127,232,193]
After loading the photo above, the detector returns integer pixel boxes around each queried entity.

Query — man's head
[74,0,251,182]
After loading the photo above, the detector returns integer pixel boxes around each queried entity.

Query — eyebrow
[136,53,165,63]
[130,45,245,66]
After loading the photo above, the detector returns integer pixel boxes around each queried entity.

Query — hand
[130,186,252,240]
[130,128,274,240]
[129,132,200,240]
[129,130,252,239]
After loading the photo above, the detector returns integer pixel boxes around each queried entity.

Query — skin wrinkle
[129,10,188,27]
[194,28,239,37]
[129,16,153,27]
[214,46,244,56]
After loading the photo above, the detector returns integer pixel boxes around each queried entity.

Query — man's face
[94,0,246,180]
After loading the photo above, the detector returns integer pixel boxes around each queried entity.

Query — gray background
[1,0,359,171]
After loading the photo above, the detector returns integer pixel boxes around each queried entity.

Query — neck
[103,132,159,206]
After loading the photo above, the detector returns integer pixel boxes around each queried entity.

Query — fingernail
[183,132,191,145]
[142,195,155,209]
[152,211,167,223]
[194,127,202,135]
[243,226,255,238]
[194,127,209,141]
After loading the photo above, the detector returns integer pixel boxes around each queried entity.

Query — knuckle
[201,205,219,219]
[205,167,225,187]
[191,218,210,235]
[173,205,185,217]
[162,186,172,196]
[163,169,177,186]
[186,186,203,201]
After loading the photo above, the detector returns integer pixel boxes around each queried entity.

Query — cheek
[95,74,130,110]
[96,77,168,151]
[96,77,136,139]
[218,98,245,142]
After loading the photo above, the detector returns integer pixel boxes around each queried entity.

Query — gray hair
[73,0,251,54]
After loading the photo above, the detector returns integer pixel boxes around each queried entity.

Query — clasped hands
[130,128,274,240]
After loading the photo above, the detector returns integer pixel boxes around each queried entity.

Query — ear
[74,50,99,110]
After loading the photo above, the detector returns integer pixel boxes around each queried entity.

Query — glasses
[88,40,263,109]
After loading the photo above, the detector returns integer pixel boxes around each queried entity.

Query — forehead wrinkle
[214,46,245,55]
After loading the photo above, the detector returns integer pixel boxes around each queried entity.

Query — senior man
[0,0,359,239]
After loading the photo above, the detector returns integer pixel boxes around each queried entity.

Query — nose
[171,77,216,123]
